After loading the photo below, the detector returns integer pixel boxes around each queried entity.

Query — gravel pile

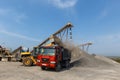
[64,43,120,68]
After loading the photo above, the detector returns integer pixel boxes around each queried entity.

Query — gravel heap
[63,42,119,68]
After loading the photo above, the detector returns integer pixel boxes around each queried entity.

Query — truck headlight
[50,61,56,64]
[37,60,40,62]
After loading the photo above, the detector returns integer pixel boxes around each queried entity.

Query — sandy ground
[0,46,120,80]
[0,61,120,80]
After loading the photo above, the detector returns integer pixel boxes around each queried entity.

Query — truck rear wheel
[23,58,33,66]
[55,63,61,71]
[0,57,2,61]
[65,61,70,68]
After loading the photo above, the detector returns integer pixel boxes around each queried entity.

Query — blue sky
[0,0,120,56]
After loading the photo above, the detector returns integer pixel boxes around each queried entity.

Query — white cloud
[48,0,78,9]
[0,29,40,42]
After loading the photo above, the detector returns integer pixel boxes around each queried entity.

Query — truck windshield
[40,48,55,55]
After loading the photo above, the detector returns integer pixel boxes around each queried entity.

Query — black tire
[55,62,61,72]
[19,59,22,62]
[8,57,11,61]
[23,58,33,66]
[41,66,46,70]
[65,61,70,68]
[0,57,2,61]
[65,61,70,69]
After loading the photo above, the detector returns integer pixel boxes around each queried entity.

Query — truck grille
[42,58,49,63]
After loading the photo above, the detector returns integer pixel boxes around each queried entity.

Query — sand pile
[63,42,120,68]
[95,55,120,66]
[71,47,108,67]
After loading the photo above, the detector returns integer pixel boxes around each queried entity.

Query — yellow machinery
[11,46,31,61]
[22,47,37,66]
[22,55,37,66]
[0,45,33,62]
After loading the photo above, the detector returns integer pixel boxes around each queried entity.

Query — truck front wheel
[55,63,61,71]
[41,66,46,70]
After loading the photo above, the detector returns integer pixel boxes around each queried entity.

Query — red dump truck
[35,23,73,71]
[36,45,71,71]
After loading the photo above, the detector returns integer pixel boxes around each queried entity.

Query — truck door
[56,48,62,62]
